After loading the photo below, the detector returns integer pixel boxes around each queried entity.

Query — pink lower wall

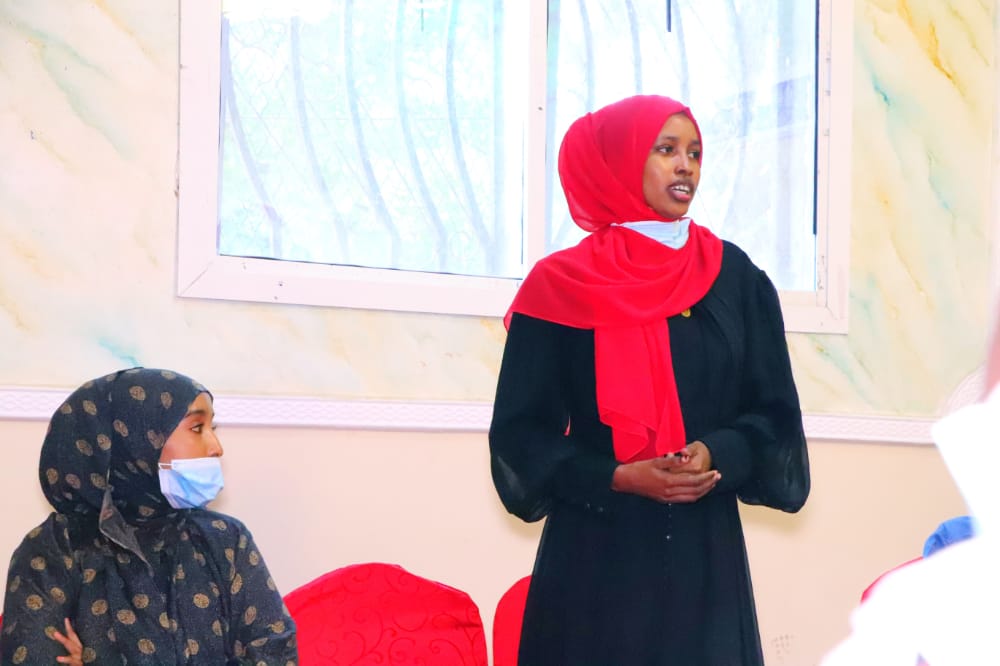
[0,420,966,664]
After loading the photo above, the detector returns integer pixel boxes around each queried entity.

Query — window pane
[218,0,527,279]
[546,0,817,291]
[217,0,818,290]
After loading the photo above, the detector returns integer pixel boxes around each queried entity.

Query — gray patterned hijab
[2,368,297,665]
[39,368,207,561]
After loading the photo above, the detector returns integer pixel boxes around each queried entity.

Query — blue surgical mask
[157,457,224,509]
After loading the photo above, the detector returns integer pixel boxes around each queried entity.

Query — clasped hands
[611,440,720,504]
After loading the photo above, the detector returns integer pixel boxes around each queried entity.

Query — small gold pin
[680,309,692,318]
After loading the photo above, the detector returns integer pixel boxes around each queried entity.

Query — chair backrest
[862,517,976,604]
[284,562,488,666]
[492,575,531,666]
[860,557,923,603]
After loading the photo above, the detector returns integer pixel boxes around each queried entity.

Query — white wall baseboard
[0,387,936,444]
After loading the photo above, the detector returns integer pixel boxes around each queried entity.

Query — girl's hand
[52,618,83,665]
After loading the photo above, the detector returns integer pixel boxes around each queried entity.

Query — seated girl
[1,368,297,664]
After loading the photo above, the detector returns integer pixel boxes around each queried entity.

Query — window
[178,0,852,332]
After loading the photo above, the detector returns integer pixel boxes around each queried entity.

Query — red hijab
[506,95,723,462]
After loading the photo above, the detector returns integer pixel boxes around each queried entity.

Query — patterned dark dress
[1,368,297,665]
[490,243,809,666]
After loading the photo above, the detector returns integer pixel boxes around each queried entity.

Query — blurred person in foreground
[821,321,1000,665]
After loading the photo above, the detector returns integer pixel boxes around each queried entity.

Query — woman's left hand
[670,440,713,474]
[52,617,83,665]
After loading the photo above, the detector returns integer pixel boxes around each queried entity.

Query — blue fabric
[922,515,976,557]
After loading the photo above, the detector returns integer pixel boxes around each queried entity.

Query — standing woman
[1,368,297,665]
[489,95,809,665]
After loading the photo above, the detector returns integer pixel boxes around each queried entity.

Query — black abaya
[490,242,809,666]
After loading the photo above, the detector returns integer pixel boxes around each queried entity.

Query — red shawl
[506,96,723,462]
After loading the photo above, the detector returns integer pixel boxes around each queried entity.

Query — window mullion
[523,0,549,274]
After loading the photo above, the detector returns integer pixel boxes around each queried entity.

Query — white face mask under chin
[931,386,1000,544]
[157,457,224,510]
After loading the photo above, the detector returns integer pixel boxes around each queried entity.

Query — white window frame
[177,0,852,333]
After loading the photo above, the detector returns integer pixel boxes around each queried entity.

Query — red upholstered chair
[492,576,531,666]
[861,516,976,604]
[860,557,923,603]
[284,563,488,666]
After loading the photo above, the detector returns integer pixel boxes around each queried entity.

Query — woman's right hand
[611,456,720,503]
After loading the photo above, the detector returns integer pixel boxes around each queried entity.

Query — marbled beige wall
[0,1,502,400]
[789,0,996,418]
[0,0,995,417]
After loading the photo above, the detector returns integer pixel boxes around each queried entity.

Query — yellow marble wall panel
[790,0,994,416]
[0,0,995,418]
[0,0,507,401]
